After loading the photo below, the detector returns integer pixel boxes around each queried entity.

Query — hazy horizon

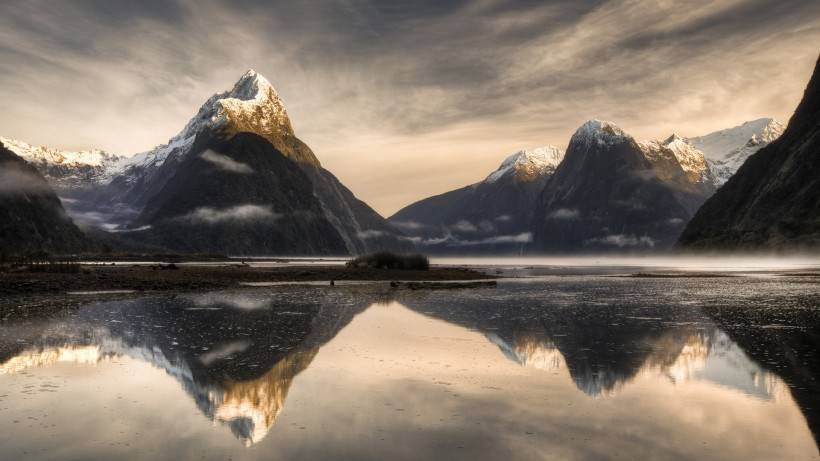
[1,0,819,215]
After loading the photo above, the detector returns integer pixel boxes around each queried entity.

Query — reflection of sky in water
[0,278,818,460]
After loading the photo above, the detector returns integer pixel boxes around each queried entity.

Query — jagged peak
[223,69,278,103]
[664,133,684,144]
[0,135,120,167]
[570,119,630,147]
[485,145,564,183]
[686,117,784,162]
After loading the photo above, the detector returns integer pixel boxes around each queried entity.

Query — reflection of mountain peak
[0,291,375,446]
[213,349,318,446]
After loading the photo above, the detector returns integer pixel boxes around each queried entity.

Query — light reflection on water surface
[0,276,818,460]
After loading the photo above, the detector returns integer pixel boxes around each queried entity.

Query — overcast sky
[1,0,818,215]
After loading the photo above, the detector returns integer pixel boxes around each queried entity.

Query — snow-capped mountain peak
[485,146,564,183]
[687,118,783,161]
[216,69,295,141]
[0,136,119,167]
[111,69,317,185]
[570,119,630,147]
[661,133,710,184]
[0,136,125,186]
[687,118,784,186]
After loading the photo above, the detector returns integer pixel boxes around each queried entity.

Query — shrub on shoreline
[346,252,430,271]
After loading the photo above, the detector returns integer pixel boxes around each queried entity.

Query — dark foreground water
[1,275,818,460]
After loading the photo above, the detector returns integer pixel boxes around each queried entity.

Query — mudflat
[0,264,490,296]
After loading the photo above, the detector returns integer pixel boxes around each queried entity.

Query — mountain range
[2,58,817,255]
[392,115,782,253]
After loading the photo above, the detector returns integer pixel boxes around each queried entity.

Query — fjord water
[1,274,818,460]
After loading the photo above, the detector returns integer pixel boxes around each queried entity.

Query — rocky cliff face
[0,141,89,254]
[678,56,820,250]
[389,147,563,254]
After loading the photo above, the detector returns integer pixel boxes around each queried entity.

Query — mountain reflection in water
[0,290,379,446]
[0,277,818,460]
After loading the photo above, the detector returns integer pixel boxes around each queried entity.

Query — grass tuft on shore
[346,252,430,271]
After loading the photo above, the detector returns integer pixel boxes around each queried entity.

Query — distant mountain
[0,141,89,254]
[0,137,126,190]
[686,118,784,186]
[678,56,820,250]
[389,147,564,253]
[3,70,409,255]
[532,120,716,252]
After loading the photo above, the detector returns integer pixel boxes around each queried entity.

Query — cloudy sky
[1,0,818,215]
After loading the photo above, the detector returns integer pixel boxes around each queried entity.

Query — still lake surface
[1,262,819,460]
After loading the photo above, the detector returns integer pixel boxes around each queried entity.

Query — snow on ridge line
[484,145,564,183]
[0,136,121,167]
[570,119,629,146]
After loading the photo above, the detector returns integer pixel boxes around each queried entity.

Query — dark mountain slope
[389,148,563,254]
[678,56,820,250]
[533,121,709,252]
[0,141,89,254]
[130,132,349,256]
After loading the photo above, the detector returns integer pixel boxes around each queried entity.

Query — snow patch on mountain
[485,146,564,183]
[0,136,126,185]
[570,120,630,147]
[687,118,783,186]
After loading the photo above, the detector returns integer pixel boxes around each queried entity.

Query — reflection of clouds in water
[199,340,252,366]
[188,292,271,310]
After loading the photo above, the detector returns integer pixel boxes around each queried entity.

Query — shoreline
[0,264,491,297]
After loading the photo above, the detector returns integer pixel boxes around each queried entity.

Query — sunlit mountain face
[0,280,818,459]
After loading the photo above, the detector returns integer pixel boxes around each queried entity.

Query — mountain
[532,120,716,252]
[0,137,126,190]
[4,70,409,255]
[117,70,409,254]
[128,131,349,255]
[389,147,564,253]
[678,56,820,250]
[0,289,377,446]
[0,141,89,254]
[686,118,784,186]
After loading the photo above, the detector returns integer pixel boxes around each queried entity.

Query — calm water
[1,275,818,460]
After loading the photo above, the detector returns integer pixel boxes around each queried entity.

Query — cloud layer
[180,204,278,224]
[0,0,818,214]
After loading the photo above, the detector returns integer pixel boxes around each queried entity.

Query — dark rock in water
[678,55,820,250]
[390,147,563,254]
[0,141,90,254]
[532,120,714,252]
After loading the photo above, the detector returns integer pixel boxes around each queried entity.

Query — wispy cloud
[180,204,278,224]
[548,208,580,220]
[0,167,51,194]
[200,149,254,174]
[585,234,656,248]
